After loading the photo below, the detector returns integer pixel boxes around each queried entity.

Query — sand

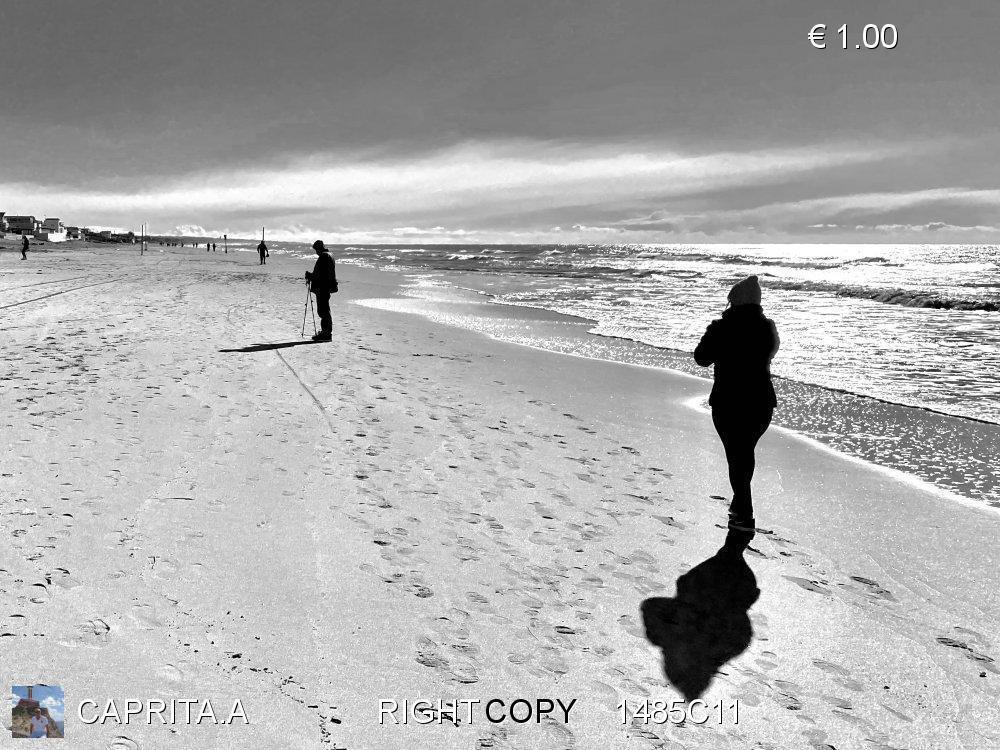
[1,241,997,749]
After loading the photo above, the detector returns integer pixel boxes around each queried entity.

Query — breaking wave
[762,279,999,311]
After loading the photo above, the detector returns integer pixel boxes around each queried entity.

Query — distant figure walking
[304,240,338,342]
[21,235,29,260]
[694,275,779,532]
[257,240,268,265]
[212,242,216,252]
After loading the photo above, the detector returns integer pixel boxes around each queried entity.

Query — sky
[2,0,999,243]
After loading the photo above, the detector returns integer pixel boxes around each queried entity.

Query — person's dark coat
[309,251,338,294]
[694,304,779,409]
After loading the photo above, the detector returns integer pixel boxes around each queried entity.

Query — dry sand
[0,241,997,749]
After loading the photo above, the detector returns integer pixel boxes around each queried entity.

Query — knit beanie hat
[727,275,762,306]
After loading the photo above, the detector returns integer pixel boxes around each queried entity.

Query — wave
[634,250,894,270]
[763,279,999,311]
[842,255,892,265]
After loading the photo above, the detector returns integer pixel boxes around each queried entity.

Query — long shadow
[641,529,760,700]
[219,340,319,353]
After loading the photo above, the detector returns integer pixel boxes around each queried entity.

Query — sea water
[276,241,1000,506]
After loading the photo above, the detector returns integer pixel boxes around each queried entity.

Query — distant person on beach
[257,240,268,265]
[694,275,779,532]
[212,242,216,252]
[21,234,29,260]
[304,240,338,341]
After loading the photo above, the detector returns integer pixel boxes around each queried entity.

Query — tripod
[301,282,317,338]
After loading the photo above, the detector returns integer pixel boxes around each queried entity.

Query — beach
[1,241,997,749]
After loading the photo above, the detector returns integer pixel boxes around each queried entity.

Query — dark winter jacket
[694,304,779,410]
[309,251,338,295]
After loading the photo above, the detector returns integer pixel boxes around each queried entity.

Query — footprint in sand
[50,567,80,589]
[783,576,831,597]
[755,650,779,671]
[148,556,180,580]
[935,633,998,673]
[107,737,139,750]
[157,662,188,683]
[132,603,166,629]
[28,582,50,604]
[70,618,111,648]
[414,635,480,684]
[842,575,896,602]
[652,514,686,530]
[812,659,865,692]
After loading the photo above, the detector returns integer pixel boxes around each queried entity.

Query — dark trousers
[712,407,772,519]
[314,292,332,334]
[259,252,266,265]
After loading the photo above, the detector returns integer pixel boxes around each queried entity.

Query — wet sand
[1,242,997,749]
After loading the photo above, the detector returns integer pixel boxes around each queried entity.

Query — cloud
[3,135,993,242]
[587,185,1000,241]
[40,695,63,722]
[866,221,1000,233]
[0,138,905,230]
[173,224,211,237]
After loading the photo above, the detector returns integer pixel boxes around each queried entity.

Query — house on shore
[5,215,37,235]
[36,217,68,242]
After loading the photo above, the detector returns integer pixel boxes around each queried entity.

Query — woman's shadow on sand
[641,529,760,700]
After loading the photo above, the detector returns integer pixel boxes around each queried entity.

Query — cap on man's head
[312,240,325,251]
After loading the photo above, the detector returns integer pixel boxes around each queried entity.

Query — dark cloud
[2,1,1000,239]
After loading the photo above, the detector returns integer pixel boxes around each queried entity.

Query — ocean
[248,241,1000,508]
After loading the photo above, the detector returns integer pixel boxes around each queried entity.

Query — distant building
[0,212,7,232]
[66,226,81,239]
[5,215,36,234]
[36,217,68,242]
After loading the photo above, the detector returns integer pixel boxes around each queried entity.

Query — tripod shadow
[219,340,319,353]
[641,529,760,700]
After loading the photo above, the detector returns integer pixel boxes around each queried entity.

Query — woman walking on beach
[694,275,779,532]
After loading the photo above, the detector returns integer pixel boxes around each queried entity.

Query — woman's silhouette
[694,275,779,531]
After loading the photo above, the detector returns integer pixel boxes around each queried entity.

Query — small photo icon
[11,685,64,739]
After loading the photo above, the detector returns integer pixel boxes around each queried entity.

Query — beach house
[5,215,37,235]
[37,217,68,242]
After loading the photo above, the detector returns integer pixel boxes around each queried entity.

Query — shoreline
[348,263,1000,509]
[367,261,995,421]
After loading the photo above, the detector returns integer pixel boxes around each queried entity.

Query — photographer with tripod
[304,240,338,342]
